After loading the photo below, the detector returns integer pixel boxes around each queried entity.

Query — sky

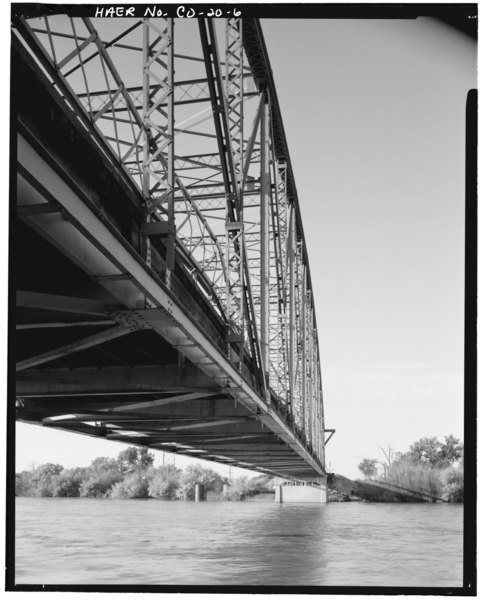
[261,16,475,477]
[12,11,476,481]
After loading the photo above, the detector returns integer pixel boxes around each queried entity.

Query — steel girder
[13,14,326,469]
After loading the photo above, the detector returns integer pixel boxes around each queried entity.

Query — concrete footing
[275,483,328,503]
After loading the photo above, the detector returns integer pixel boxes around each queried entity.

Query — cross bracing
[13,11,326,478]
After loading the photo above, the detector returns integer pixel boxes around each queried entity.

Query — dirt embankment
[328,474,443,503]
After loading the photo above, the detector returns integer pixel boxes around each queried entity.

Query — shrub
[222,475,275,501]
[175,464,226,500]
[51,469,84,497]
[15,471,35,496]
[441,465,464,502]
[80,468,123,498]
[110,472,151,499]
[222,476,249,501]
[385,461,443,497]
[148,465,181,499]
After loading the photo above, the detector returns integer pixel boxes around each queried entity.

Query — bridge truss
[13,10,326,479]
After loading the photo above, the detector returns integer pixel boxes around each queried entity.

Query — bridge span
[13,10,328,482]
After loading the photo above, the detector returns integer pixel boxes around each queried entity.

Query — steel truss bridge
[13,11,328,481]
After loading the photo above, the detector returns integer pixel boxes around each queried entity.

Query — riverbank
[328,473,462,503]
[15,448,275,501]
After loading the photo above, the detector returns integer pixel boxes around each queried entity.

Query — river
[14,497,463,587]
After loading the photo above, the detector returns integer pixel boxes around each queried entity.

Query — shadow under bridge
[13,12,326,480]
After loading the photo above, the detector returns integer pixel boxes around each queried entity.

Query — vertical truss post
[142,20,152,272]
[307,302,317,446]
[165,20,175,286]
[224,18,245,368]
[307,301,314,448]
[294,242,304,427]
[301,272,307,438]
[142,18,175,287]
[319,370,325,465]
[269,160,289,408]
[288,204,296,421]
[226,18,243,198]
[313,344,321,459]
[260,99,270,384]
[225,218,245,366]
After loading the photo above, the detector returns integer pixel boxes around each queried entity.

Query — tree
[438,435,463,468]
[404,436,463,469]
[358,458,378,480]
[378,445,398,478]
[138,447,155,470]
[30,463,64,497]
[90,456,119,472]
[406,437,442,467]
[15,471,34,496]
[51,469,84,497]
[117,446,154,473]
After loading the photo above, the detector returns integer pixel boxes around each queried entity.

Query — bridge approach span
[13,13,326,481]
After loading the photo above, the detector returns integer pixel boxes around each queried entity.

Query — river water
[15,497,463,587]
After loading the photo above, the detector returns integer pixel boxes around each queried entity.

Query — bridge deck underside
[13,39,323,480]
[15,225,315,477]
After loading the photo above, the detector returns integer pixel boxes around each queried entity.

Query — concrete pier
[195,484,206,502]
[275,482,328,503]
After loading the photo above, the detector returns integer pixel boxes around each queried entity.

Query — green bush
[385,461,443,497]
[80,468,123,498]
[148,465,181,499]
[15,471,35,496]
[222,475,274,501]
[51,469,85,497]
[441,466,464,502]
[175,464,226,500]
[222,476,249,501]
[110,472,151,499]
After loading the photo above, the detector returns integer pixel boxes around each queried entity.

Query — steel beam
[105,391,221,413]
[17,320,116,329]
[16,364,217,396]
[16,325,130,372]
[17,290,110,316]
